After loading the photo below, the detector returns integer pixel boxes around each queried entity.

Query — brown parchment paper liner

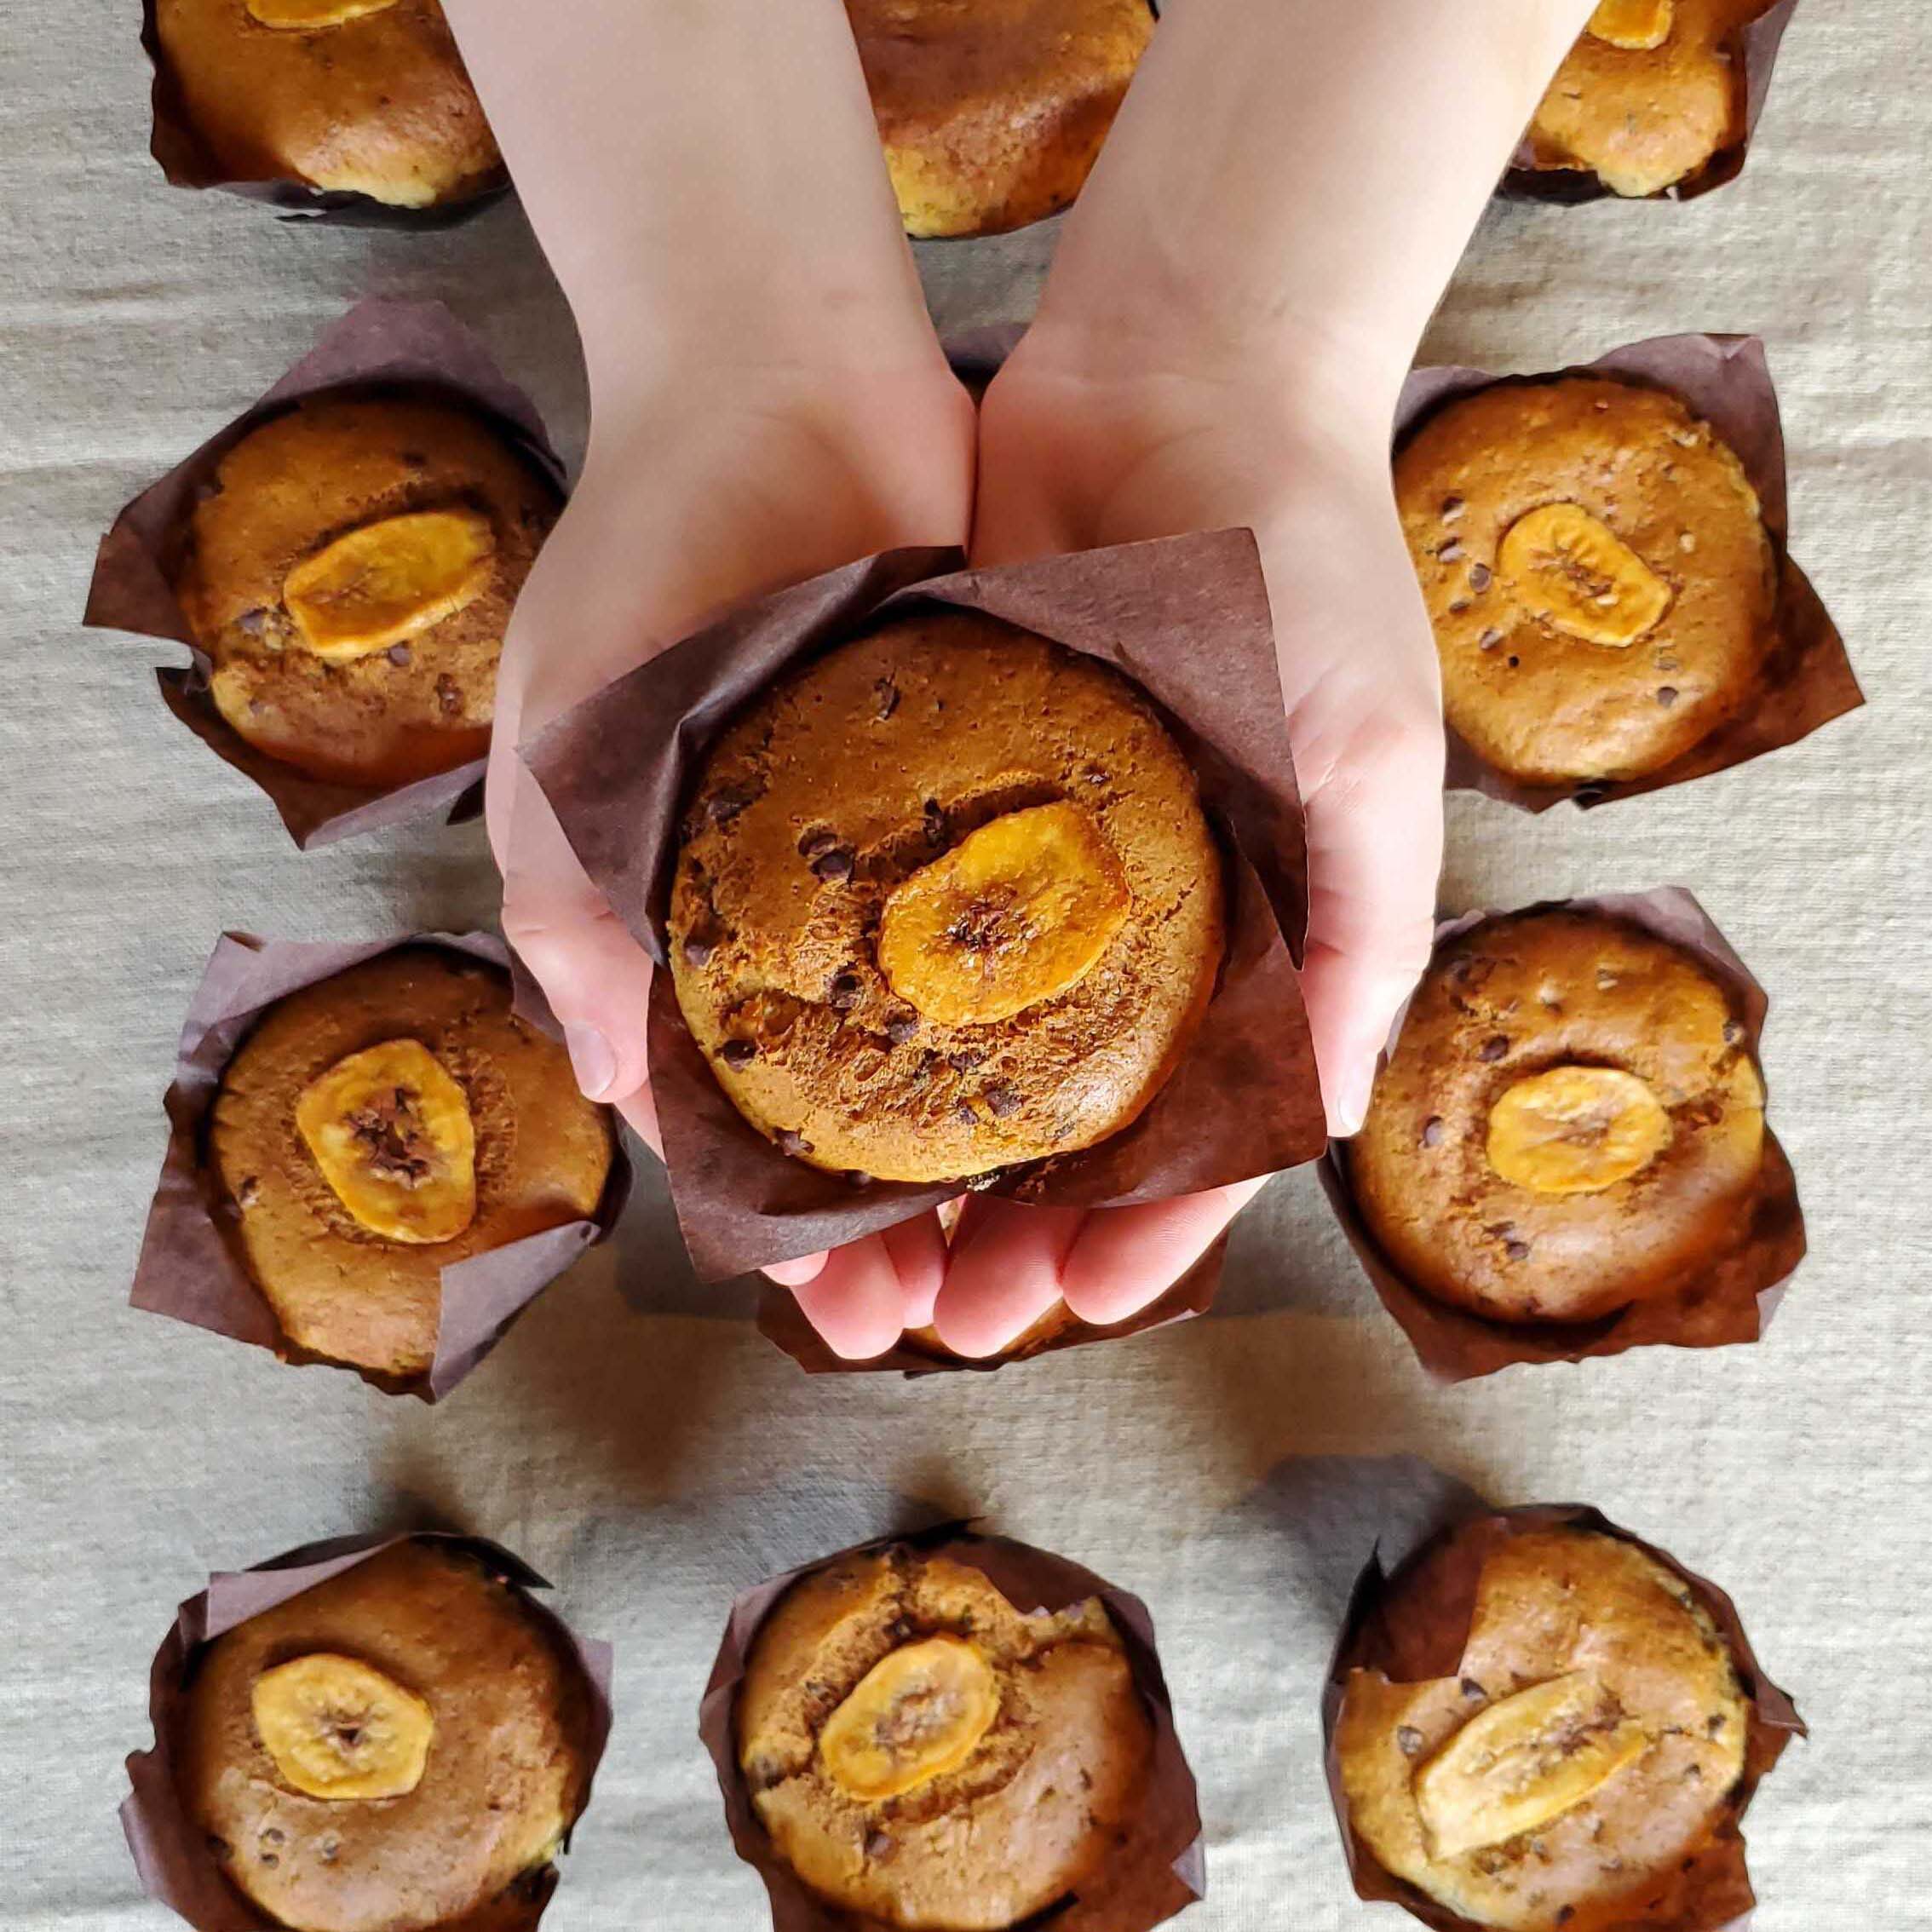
[1502,0,1799,204]
[83,299,566,847]
[130,930,631,1401]
[700,1524,1205,1932]
[124,1531,613,1932]
[1320,888,1805,1383]
[140,0,509,225]
[756,1233,1228,1377]
[1320,1501,1803,1932]
[526,531,1325,1281]
[1399,333,1859,813]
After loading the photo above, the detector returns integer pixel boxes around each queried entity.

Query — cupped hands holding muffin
[445,0,1601,1360]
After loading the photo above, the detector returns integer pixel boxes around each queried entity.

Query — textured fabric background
[2,5,1926,1928]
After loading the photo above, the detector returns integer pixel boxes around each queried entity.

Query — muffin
[175,394,559,790]
[210,946,614,1380]
[1350,909,1767,1325]
[847,0,1154,238]
[1334,1524,1756,1932]
[1397,376,1776,785]
[153,0,502,208]
[1524,1,1773,198]
[668,612,1225,1185]
[179,1540,595,1932]
[736,1544,1153,1929]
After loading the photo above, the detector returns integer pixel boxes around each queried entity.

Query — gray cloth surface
[2,3,1928,1928]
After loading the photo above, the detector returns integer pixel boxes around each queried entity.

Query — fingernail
[1331,1061,1376,1140]
[562,1021,618,1101]
[764,1253,828,1289]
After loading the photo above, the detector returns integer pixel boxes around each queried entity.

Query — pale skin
[446,0,1598,1359]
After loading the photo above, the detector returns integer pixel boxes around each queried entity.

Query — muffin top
[181,1541,593,1932]
[210,947,613,1380]
[1337,1526,1750,1932]
[154,0,502,207]
[178,393,559,791]
[1397,375,1776,785]
[1350,910,1766,1325]
[847,0,1154,237]
[668,612,1225,1184]
[1526,0,1769,198]
[738,1546,1152,1930]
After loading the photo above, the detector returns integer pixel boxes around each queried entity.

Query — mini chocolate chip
[1479,1034,1509,1061]
[1722,1019,1743,1044]
[1574,782,1608,806]
[775,1129,811,1156]
[948,1049,984,1072]
[235,1176,261,1208]
[1421,1116,1444,1148]
[1440,495,1465,522]
[259,1854,279,1869]
[1460,1677,1486,1699]
[873,677,900,721]
[1656,685,1679,707]
[1438,539,1465,563]
[847,1170,872,1187]
[1706,1712,1728,1735]
[681,934,714,967]
[799,829,838,860]
[864,1830,894,1860]
[719,1039,756,1068]
[387,643,411,667]
[955,1101,979,1126]
[1396,1726,1424,1757]
[829,972,862,1011]
[435,674,462,716]
[923,798,947,847]
[262,1828,285,1845]
[1505,1237,1532,1262]
[983,1083,1021,1118]
[237,607,271,637]
[319,1841,339,1864]
[885,1013,919,1046]
[707,785,753,825]
[889,1618,914,1640]
[1505,654,1521,669]
[809,846,854,882]
[1478,628,1504,651]
[1447,596,1472,615]
[1468,562,1493,592]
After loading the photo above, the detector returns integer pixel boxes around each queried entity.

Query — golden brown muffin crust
[1337,1528,1749,1932]
[1527,0,1773,198]
[1351,911,1766,1324]
[155,0,502,206]
[181,1542,592,1932]
[210,948,613,1379]
[178,395,558,790]
[1398,377,1776,785]
[668,612,1225,1184]
[738,1549,1153,1930]
[848,0,1153,237]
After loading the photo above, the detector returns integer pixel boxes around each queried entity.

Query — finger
[789,1234,916,1361]
[929,1200,1086,1358]
[879,1210,949,1330]
[1297,710,1443,1136]
[1058,1177,1268,1325]
[763,1252,829,1289]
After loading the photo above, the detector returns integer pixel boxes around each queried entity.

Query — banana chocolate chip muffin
[1525,0,1774,198]
[210,947,613,1380]
[847,0,1153,238]
[669,611,1225,1184]
[737,1544,1153,1929]
[175,394,559,791]
[1335,1524,1754,1932]
[1397,375,1776,785]
[154,0,503,207]
[1350,909,1766,1325]
[180,1540,595,1932]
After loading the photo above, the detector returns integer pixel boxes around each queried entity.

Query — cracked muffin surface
[1525,0,1774,198]
[177,394,559,791]
[1398,376,1776,785]
[668,612,1225,1183]
[737,1546,1153,1930]
[847,0,1153,237]
[1350,911,1766,1324]
[181,1540,594,1932]
[210,948,613,1379]
[155,0,502,206]
[1336,1526,1749,1932]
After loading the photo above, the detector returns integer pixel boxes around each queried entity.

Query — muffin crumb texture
[1528,0,1773,197]
[181,1541,593,1932]
[1352,910,1766,1324]
[669,612,1225,1182]
[848,0,1153,236]
[1337,1527,1750,1932]
[738,1547,1153,1930]
[1397,377,1776,784]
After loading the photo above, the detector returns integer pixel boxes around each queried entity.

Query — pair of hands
[487,331,1443,1360]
